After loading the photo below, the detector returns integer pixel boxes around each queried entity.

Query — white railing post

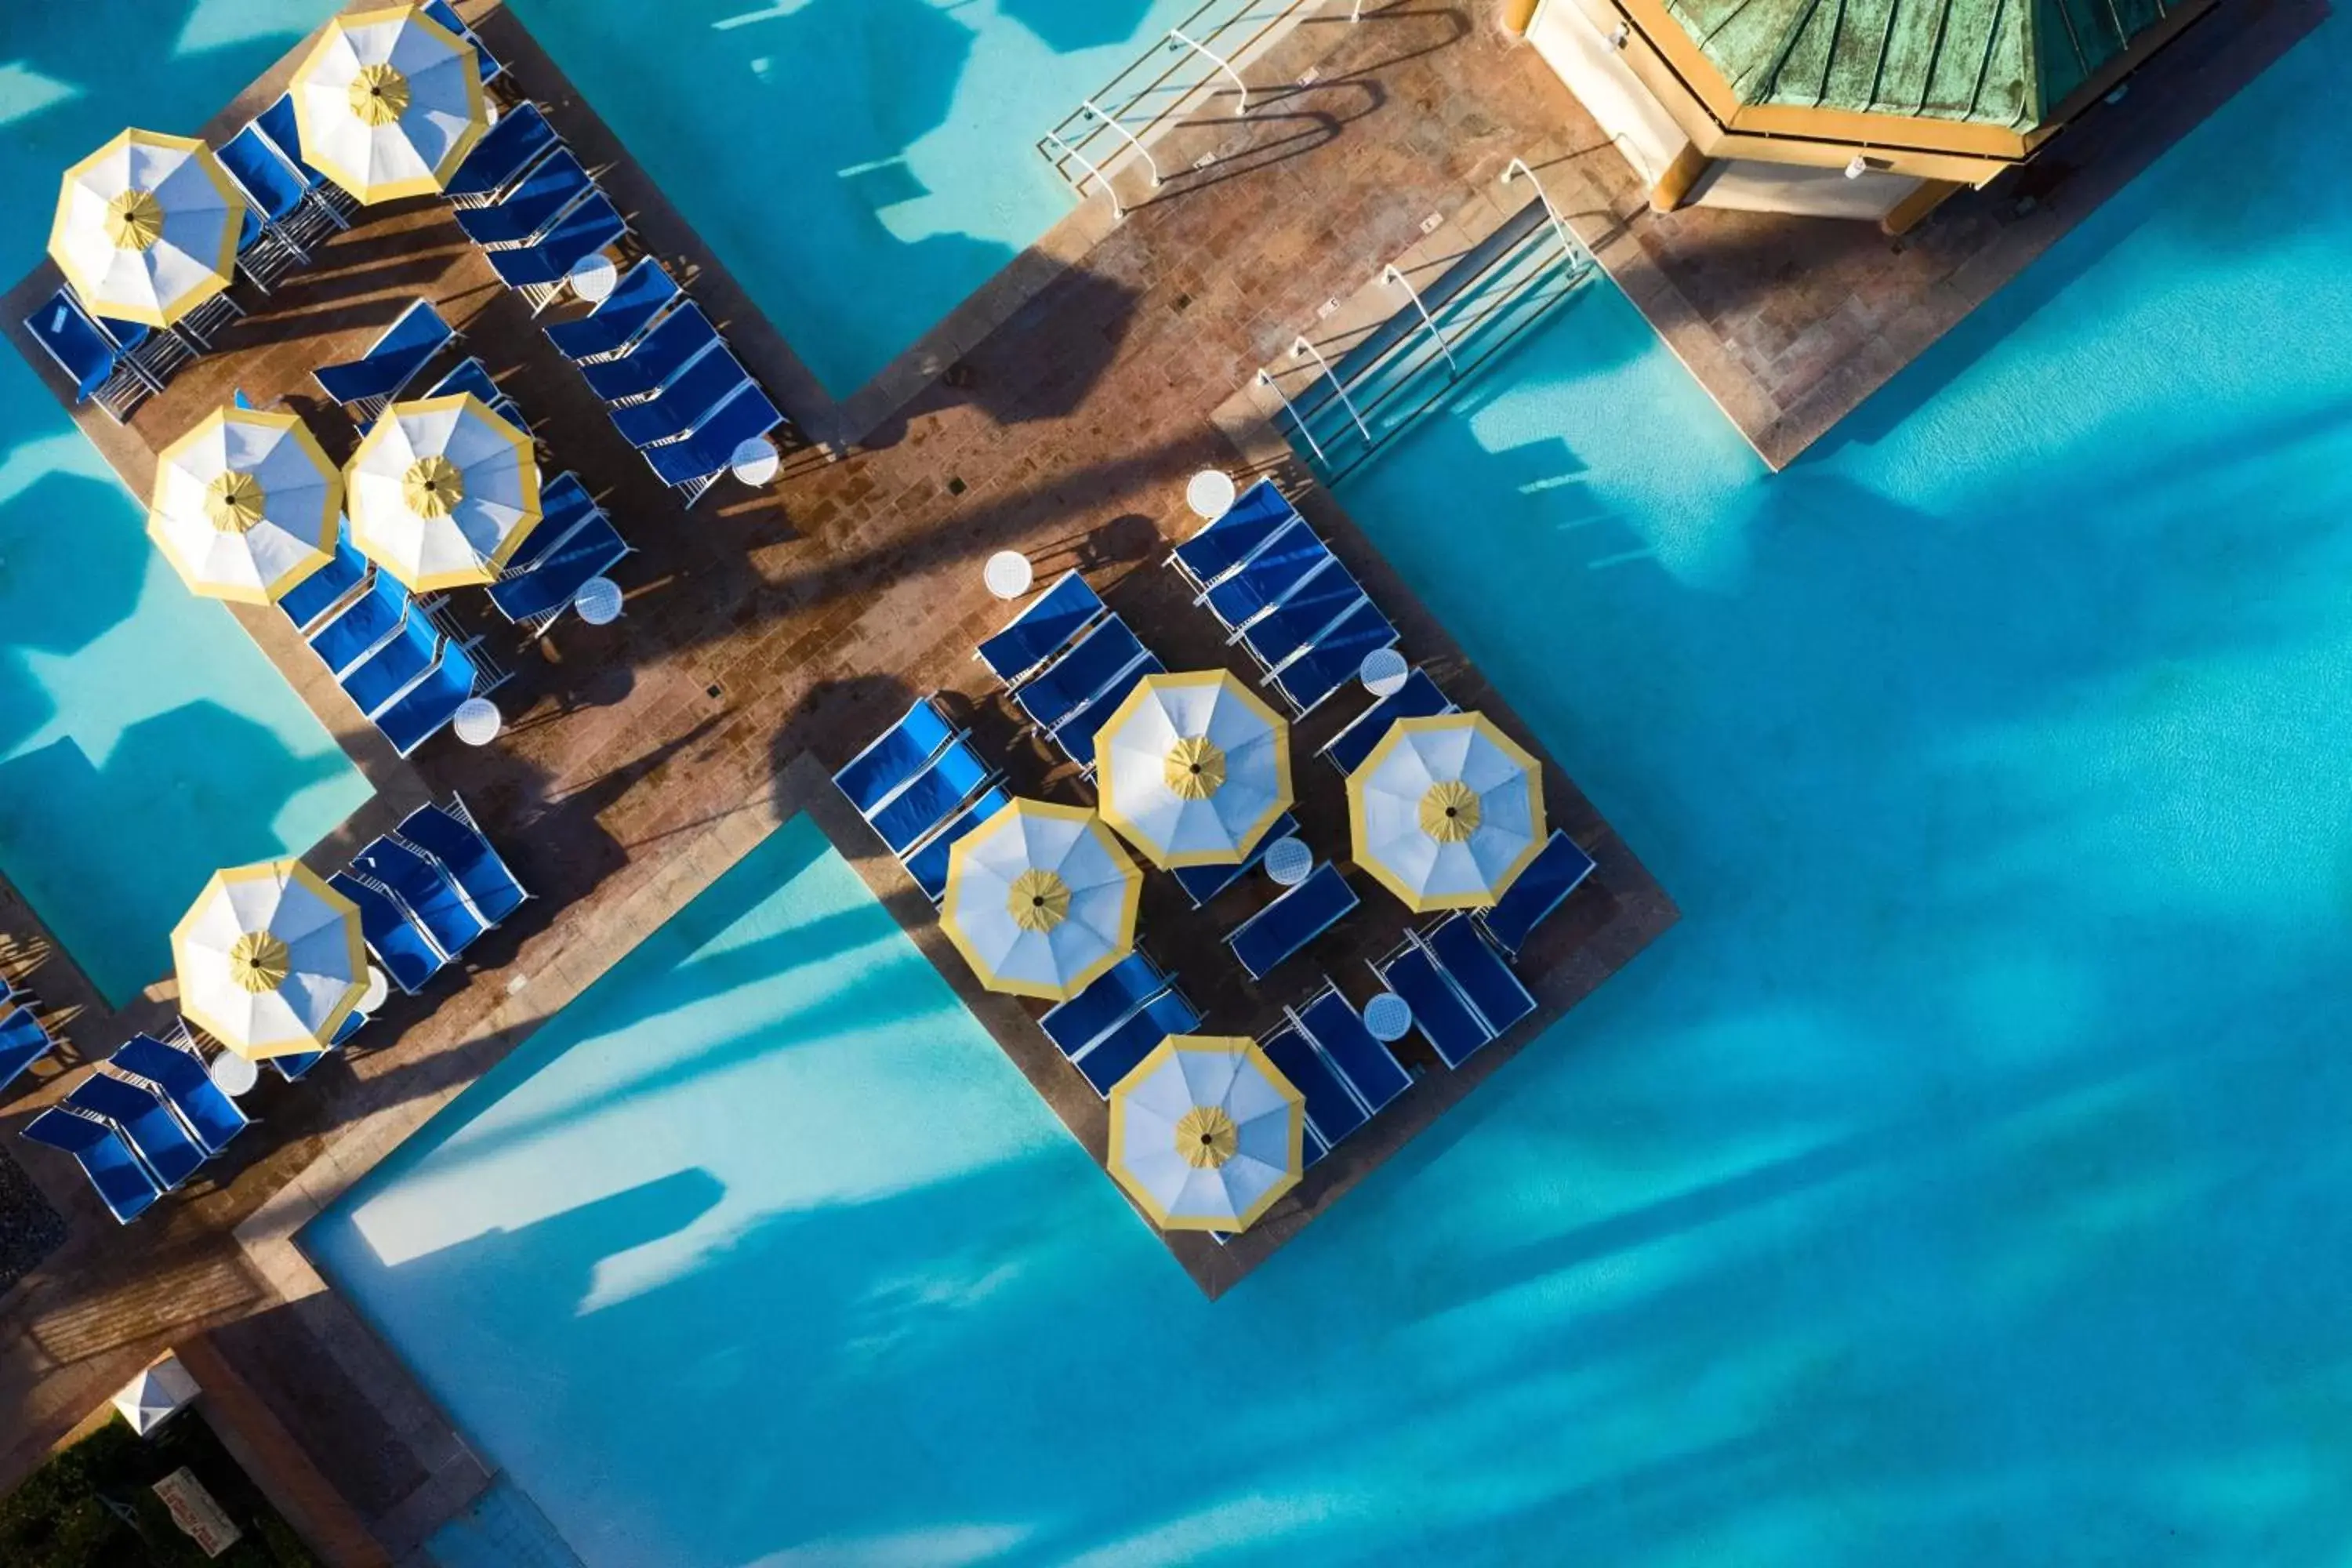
[1381,263,1458,379]
[1043,129,1126,219]
[1501,156,1589,271]
[1168,27,1250,113]
[1080,99,1164,188]
[1291,335,1370,445]
[1256,368,1330,466]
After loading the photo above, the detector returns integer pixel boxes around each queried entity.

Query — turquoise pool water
[315,9,2352,1561]
[508,0,1201,397]
[0,2,370,1003]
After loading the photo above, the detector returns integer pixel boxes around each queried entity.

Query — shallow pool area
[0,0,372,1003]
[507,0,1200,397]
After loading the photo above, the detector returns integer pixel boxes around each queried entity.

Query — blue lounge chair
[1426,916,1537,1040]
[24,289,149,421]
[902,784,1007,902]
[1013,617,1149,738]
[1170,477,1301,592]
[1040,951,1167,1062]
[453,150,592,248]
[426,355,507,410]
[1173,811,1301,909]
[1322,669,1453,774]
[422,0,506,82]
[484,193,627,311]
[1238,564,1366,673]
[231,201,303,294]
[545,259,678,362]
[869,742,994,856]
[395,797,530,924]
[252,93,355,223]
[578,305,718,402]
[1227,862,1358,982]
[1295,985,1411,1114]
[64,1073,207,1190]
[109,1034,249,1158]
[503,472,597,565]
[608,347,750,448]
[90,307,198,386]
[1374,941,1488,1069]
[835,698,959,817]
[1258,1022,1363,1163]
[1077,989,1201,1097]
[315,300,456,423]
[1205,521,1333,632]
[342,610,439,718]
[1476,830,1597,958]
[278,525,369,633]
[331,872,445,993]
[1270,594,1401,717]
[640,382,789,505]
[216,125,336,257]
[355,837,488,956]
[488,510,627,630]
[444,102,560,207]
[1053,646,1164,767]
[377,639,492,757]
[309,571,410,677]
[20,1109,160,1223]
[976,571,1105,687]
[0,1005,53,1093]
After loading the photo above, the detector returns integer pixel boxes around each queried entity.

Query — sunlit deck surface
[0,0,2289,1553]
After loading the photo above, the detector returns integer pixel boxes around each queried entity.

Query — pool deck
[0,0,2298,1559]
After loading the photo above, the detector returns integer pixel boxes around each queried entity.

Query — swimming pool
[0,0,372,1004]
[508,0,1202,398]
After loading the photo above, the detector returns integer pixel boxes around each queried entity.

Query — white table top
[574,575,624,626]
[983,550,1035,601]
[731,434,780,487]
[1186,469,1238,521]
[452,696,502,746]
[209,1051,260,1097]
[568,252,619,303]
[358,965,389,1016]
[1263,835,1313,887]
[1359,646,1410,697]
[1362,992,1413,1044]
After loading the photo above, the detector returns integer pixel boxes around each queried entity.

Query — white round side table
[209,1051,260,1097]
[357,965,390,1015]
[731,435,781,488]
[574,575,624,626]
[1362,993,1413,1044]
[983,550,1034,601]
[1186,469,1238,521]
[452,697,502,746]
[567,252,619,303]
[1263,835,1312,887]
[1359,646,1409,698]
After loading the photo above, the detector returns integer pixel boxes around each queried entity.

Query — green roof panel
[1657,0,2173,129]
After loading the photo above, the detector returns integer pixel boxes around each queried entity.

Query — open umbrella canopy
[1349,713,1546,912]
[942,798,1142,1000]
[1094,670,1293,869]
[347,392,540,590]
[291,4,485,204]
[172,860,366,1060]
[1108,1035,1303,1232]
[48,129,245,329]
[148,406,341,604]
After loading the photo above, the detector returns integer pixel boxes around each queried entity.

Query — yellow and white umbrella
[172,860,367,1061]
[941,798,1142,1001]
[147,406,341,604]
[48,129,245,329]
[291,5,486,204]
[1348,713,1546,913]
[347,392,540,590]
[1094,670,1292,869]
[1108,1036,1303,1232]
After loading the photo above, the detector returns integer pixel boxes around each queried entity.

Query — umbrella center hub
[203,470,268,533]
[104,188,165,252]
[1420,780,1482,843]
[401,454,466,518]
[348,63,412,127]
[1162,735,1226,800]
[1007,869,1070,933]
[1174,1105,1239,1169]
[227,931,292,994]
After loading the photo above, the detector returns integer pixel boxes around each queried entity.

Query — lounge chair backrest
[1258,1024,1364,1157]
[1376,944,1490,1069]
[427,357,502,404]
[446,102,557,199]
[341,606,439,718]
[1041,950,1163,1060]
[253,94,326,187]
[608,345,750,447]
[1228,862,1357,982]
[485,193,623,288]
[1475,830,1596,958]
[376,640,484,757]
[25,289,118,401]
[1174,811,1301,909]
[0,1005,53,1091]
[1015,616,1145,735]
[217,125,306,223]
[490,512,626,626]
[1204,519,1329,628]
[545,259,678,361]
[65,1073,206,1189]
[1240,561,1364,671]
[330,871,445,991]
[870,741,992,855]
[396,802,528,922]
[579,304,718,401]
[1270,595,1399,716]
[902,784,1007,903]
[452,149,590,246]
[357,836,488,951]
[833,699,955,815]
[110,1034,249,1156]
[1171,478,1300,589]
[1078,991,1202,1096]
[1324,669,1450,774]
[278,526,368,632]
[645,382,786,486]
[20,1109,160,1222]
[978,571,1105,686]
[1297,989,1412,1114]
[1425,918,1537,1039]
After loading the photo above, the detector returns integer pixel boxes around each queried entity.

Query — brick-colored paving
[0,0,2290,1557]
